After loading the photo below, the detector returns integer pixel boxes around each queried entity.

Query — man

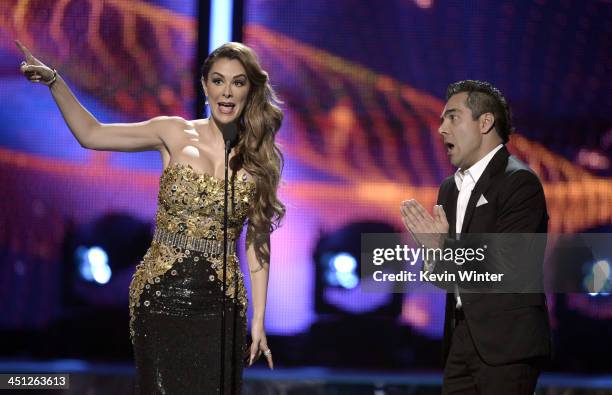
[401,80,550,394]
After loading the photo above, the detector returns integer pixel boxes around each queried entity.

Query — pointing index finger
[14,40,33,60]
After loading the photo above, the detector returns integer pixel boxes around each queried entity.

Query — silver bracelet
[42,69,57,87]
[250,265,265,273]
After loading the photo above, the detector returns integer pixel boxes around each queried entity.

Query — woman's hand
[248,322,273,369]
[15,40,56,86]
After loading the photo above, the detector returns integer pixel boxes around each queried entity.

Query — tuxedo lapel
[460,146,510,233]
[461,178,488,234]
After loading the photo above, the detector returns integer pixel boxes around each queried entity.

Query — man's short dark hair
[446,80,513,143]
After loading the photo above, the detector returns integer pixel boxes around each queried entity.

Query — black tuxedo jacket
[436,145,551,366]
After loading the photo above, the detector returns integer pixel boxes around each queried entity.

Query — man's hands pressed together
[400,199,449,250]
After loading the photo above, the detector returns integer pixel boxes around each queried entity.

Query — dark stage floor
[1,359,611,394]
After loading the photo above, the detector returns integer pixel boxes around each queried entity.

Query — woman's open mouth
[218,102,235,115]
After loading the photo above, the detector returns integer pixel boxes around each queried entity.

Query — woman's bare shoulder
[156,116,205,141]
[154,115,193,129]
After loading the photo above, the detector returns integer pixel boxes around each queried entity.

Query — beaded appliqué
[156,163,255,240]
[209,254,248,315]
[128,241,187,341]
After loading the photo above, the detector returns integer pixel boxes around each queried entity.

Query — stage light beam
[209,0,233,52]
[76,246,112,285]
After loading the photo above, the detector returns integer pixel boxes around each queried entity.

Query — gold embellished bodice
[156,163,256,240]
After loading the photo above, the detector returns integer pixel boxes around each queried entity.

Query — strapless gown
[128,163,255,394]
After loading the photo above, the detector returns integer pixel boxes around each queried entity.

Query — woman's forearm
[249,265,269,324]
[246,230,271,325]
[49,74,100,148]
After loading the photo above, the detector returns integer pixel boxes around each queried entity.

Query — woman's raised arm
[16,40,177,153]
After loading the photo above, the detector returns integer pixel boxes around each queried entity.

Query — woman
[17,40,283,394]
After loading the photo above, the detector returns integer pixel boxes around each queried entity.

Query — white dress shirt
[453,144,503,308]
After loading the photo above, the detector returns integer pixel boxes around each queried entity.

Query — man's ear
[479,112,495,134]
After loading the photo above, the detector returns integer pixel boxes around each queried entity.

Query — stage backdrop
[0,0,611,362]
[0,0,196,329]
[241,0,612,339]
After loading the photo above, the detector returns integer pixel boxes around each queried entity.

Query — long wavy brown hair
[201,42,285,234]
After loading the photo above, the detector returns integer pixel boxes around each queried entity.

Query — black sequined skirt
[130,243,247,395]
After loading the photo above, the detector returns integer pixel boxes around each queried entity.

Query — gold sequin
[209,254,248,309]
[155,163,255,240]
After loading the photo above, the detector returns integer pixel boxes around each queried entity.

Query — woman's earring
[203,96,210,118]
